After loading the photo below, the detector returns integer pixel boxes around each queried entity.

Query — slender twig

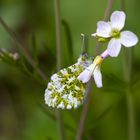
[76,80,93,140]
[125,88,135,140]
[121,1,135,139]
[0,17,48,81]
[121,0,125,11]
[103,0,114,21]
[56,109,65,140]
[95,0,114,54]
[54,0,65,140]
[54,0,62,69]
[76,1,114,140]
[123,24,135,140]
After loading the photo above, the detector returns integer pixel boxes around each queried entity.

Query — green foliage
[0,0,140,140]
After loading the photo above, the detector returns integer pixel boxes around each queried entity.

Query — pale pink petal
[77,64,95,83]
[120,31,138,47]
[100,50,109,59]
[96,21,111,38]
[107,38,121,57]
[110,11,126,30]
[93,66,102,88]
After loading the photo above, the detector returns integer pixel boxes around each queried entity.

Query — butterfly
[44,53,93,109]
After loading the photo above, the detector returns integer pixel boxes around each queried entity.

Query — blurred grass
[0,0,140,140]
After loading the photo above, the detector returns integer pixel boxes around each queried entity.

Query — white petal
[110,11,126,30]
[93,66,102,88]
[96,21,111,38]
[77,64,95,83]
[120,31,138,47]
[107,38,122,57]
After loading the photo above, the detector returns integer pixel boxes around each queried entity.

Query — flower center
[110,29,120,38]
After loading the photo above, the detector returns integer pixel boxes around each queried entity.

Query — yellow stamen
[110,29,120,38]
[93,56,103,65]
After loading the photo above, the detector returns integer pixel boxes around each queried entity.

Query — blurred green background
[0,0,140,140]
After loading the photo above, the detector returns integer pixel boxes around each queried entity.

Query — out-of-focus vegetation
[0,0,140,140]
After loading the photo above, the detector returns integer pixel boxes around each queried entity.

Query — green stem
[54,0,62,69]
[103,0,114,21]
[126,88,135,140]
[56,110,65,140]
[123,49,135,140]
[54,0,65,140]
[76,80,93,140]
[95,0,114,54]
[76,1,114,139]
[121,0,135,139]
[121,0,125,11]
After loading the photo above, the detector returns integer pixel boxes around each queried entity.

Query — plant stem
[76,1,114,139]
[54,0,65,140]
[56,110,65,140]
[121,0,135,139]
[95,0,114,54]
[123,47,135,140]
[76,80,93,140]
[126,88,135,140]
[121,0,125,11]
[0,17,48,82]
[103,0,114,21]
[54,0,62,69]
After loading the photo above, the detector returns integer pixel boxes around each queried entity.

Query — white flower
[78,56,103,88]
[92,11,138,57]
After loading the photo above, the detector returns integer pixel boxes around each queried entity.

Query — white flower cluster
[45,54,93,109]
